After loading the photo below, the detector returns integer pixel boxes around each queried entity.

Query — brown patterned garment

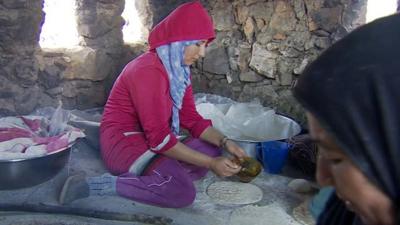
[287,134,318,177]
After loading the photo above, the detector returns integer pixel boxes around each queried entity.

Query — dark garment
[293,14,400,225]
[398,0,400,12]
[287,134,317,177]
[318,193,363,225]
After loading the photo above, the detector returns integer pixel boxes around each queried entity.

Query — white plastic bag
[195,93,301,142]
[48,101,70,136]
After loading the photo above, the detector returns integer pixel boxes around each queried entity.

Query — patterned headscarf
[294,14,400,225]
[156,40,199,135]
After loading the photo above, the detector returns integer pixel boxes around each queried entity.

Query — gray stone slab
[0,212,151,225]
[0,139,316,225]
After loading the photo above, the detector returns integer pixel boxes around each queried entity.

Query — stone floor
[0,138,317,225]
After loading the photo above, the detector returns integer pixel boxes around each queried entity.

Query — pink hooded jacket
[100,1,215,175]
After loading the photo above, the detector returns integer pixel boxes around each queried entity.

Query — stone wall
[0,0,366,123]
[0,0,44,116]
[193,0,366,123]
[146,0,366,123]
[37,0,145,111]
[0,0,145,116]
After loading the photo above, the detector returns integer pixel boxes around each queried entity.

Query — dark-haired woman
[294,14,400,225]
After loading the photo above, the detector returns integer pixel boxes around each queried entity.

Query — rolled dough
[229,204,302,225]
[206,181,263,205]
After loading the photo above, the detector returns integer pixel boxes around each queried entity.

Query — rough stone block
[248,1,274,23]
[310,7,342,32]
[239,70,264,82]
[39,65,62,89]
[62,47,113,81]
[238,84,278,104]
[212,5,235,31]
[62,80,93,98]
[235,5,249,24]
[14,85,40,115]
[203,47,230,75]
[249,43,277,78]
[243,17,255,42]
[269,1,297,33]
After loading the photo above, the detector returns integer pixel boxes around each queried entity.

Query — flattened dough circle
[229,204,302,225]
[206,181,263,205]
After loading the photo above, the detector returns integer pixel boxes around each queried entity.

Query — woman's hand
[224,139,247,160]
[209,156,241,177]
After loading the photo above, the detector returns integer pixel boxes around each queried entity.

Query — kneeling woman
[59,1,246,208]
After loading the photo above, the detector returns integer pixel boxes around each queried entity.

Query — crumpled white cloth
[0,116,85,160]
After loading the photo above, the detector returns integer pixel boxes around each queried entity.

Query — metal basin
[231,114,301,159]
[233,140,258,159]
[0,148,71,190]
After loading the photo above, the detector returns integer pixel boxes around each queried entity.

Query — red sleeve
[124,67,177,153]
[179,84,212,138]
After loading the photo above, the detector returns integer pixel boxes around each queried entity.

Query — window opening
[366,0,397,23]
[39,0,79,48]
[122,0,145,43]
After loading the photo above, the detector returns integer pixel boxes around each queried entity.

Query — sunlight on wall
[366,0,397,23]
[39,0,79,48]
[122,0,145,43]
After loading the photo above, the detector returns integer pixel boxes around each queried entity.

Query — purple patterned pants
[115,138,221,208]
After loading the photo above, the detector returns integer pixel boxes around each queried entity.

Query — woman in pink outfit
[59,1,247,208]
